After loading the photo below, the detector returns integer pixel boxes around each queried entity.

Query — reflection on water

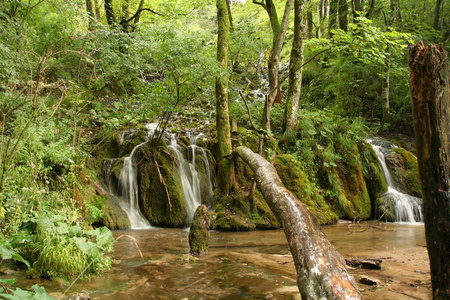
[0,223,428,299]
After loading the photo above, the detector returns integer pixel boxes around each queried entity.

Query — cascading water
[168,133,213,226]
[367,139,423,223]
[119,143,151,229]
[118,143,152,229]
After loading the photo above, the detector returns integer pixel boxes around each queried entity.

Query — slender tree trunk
[382,55,391,124]
[283,0,306,132]
[121,0,130,32]
[318,0,328,38]
[216,0,234,195]
[390,0,401,24]
[105,0,116,26]
[86,0,96,30]
[133,0,145,29]
[307,10,314,38]
[338,0,348,31]
[328,0,338,36]
[409,42,450,300]
[234,146,363,300]
[433,0,442,31]
[261,0,294,133]
[93,0,100,20]
[365,0,375,18]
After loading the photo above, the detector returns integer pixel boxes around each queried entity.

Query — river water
[2,223,431,299]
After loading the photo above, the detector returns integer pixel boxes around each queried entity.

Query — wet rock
[274,154,338,225]
[385,148,421,197]
[359,275,381,286]
[189,205,210,256]
[102,196,131,229]
[0,268,15,275]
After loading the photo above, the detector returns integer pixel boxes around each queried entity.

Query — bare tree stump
[409,42,450,300]
[234,146,362,300]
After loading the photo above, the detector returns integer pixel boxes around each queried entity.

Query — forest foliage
[0,0,448,293]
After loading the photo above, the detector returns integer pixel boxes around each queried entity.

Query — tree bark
[104,0,116,26]
[234,146,363,300]
[215,0,234,195]
[409,42,450,300]
[255,0,293,133]
[338,0,348,31]
[433,0,442,31]
[283,0,306,133]
[328,0,338,36]
[86,0,96,30]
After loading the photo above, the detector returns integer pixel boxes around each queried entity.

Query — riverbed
[2,222,431,299]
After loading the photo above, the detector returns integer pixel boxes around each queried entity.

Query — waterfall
[168,134,213,226]
[118,143,152,229]
[367,139,423,223]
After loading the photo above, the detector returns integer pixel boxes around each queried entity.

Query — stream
[2,222,431,300]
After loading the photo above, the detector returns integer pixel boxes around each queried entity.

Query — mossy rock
[136,142,188,227]
[189,205,210,256]
[119,128,148,157]
[359,142,388,218]
[386,148,421,197]
[102,196,131,229]
[273,154,338,225]
[376,194,395,222]
[211,191,280,231]
[335,156,372,220]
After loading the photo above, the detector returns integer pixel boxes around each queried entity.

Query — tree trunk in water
[409,42,450,300]
[216,0,234,195]
[283,0,305,133]
[234,146,363,300]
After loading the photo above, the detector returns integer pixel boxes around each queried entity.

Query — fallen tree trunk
[234,146,362,300]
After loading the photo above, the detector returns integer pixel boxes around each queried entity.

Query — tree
[253,0,293,133]
[215,0,234,195]
[409,42,450,300]
[283,0,306,132]
[234,146,363,299]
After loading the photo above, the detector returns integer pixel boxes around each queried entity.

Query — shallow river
[3,222,431,299]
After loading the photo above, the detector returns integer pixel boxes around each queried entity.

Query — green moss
[335,153,372,220]
[211,190,280,231]
[391,148,421,197]
[189,205,210,256]
[359,142,388,218]
[137,142,187,227]
[273,154,338,224]
[102,196,131,229]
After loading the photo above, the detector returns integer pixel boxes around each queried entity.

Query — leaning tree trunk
[409,42,450,300]
[234,146,363,300]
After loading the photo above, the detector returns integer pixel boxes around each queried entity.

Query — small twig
[154,157,172,211]
[114,235,145,260]
[238,89,265,135]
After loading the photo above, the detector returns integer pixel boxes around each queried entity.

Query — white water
[368,139,423,223]
[168,134,213,226]
[168,137,201,226]
[118,143,152,229]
